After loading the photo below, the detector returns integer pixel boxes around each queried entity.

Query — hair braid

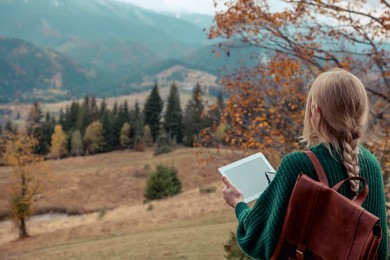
[341,131,360,193]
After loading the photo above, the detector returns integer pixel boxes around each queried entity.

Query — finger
[221,176,231,187]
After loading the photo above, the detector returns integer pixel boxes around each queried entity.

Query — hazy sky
[117,0,289,15]
[118,0,219,15]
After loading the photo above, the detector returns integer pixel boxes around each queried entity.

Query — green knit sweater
[234,143,388,260]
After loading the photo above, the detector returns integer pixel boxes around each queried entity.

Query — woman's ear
[311,104,321,118]
[310,104,321,128]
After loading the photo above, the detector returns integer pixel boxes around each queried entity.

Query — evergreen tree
[119,122,131,149]
[143,83,163,142]
[120,100,131,124]
[112,101,118,116]
[58,108,65,127]
[64,101,80,133]
[90,95,99,121]
[83,121,106,155]
[50,124,67,159]
[81,95,93,133]
[99,97,108,120]
[154,129,172,156]
[111,113,122,150]
[26,102,45,154]
[144,165,182,202]
[40,112,56,155]
[102,111,114,152]
[164,83,183,143]
[132,100,144,139]
[71,129,83,156]
[182,83,205,146]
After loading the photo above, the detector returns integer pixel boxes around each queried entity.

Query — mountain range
[0,0,257,102]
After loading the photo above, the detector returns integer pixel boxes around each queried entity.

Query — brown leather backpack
[271,150,382,260]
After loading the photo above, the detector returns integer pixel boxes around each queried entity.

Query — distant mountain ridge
[0,37,98,103]
[0,0,237,103]
[0,0,211,55]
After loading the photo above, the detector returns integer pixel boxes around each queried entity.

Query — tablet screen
[218,153,276,203]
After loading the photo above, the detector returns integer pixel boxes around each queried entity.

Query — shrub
[224,231,252,260]
[154,131,172,156]
[154,145,172,156]
[144,165,181,202]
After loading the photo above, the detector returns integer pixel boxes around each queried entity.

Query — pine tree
[99,97,108,120]
[119,122,131,149]
[154,129,172,156]
[182,83,205,146]
[64,101,80,133]
[102,111,114,152]
[58,108,65,127]
[164,83,183,143]
[144,165,181,202]
[83,121,106,155]
[90,95,99,121]
[50,124,67,159]
[71,129,83,156]
[132,100,144,139]
[143,83,163,142]
[39,112,55,155]
[26,102,45,153]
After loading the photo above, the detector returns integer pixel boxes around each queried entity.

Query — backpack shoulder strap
[304,150,329,186]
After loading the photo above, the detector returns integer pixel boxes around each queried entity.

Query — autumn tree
[119,122,131,149]
[207,0,389,163]
[143,125,153,147]
[83,121,106,155]
[144,83,164,142]
[71,129,83,156]
[164,83,184,143]
[1,131,48,239]
[49,124,67,159]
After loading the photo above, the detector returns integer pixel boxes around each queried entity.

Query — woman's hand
[222,176,244,208]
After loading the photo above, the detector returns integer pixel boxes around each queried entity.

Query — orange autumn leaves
[204,0,389,169]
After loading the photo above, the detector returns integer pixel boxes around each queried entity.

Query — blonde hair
[302,68,369,193]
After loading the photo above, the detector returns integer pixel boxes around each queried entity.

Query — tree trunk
[19,217,29,239]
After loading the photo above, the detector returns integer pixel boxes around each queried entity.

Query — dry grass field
[0,147,240,259]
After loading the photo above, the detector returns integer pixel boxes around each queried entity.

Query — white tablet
[218,152,276,203]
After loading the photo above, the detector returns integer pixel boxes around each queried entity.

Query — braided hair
[303,68,369,193]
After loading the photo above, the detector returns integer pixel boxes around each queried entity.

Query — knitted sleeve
[360,148,388,260]
[235,151,314,260]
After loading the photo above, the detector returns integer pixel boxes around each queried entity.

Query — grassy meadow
[0,147,242,259]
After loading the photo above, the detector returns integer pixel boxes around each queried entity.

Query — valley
[0,147,240,259]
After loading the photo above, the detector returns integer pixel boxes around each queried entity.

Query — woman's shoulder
[277,150,314,178]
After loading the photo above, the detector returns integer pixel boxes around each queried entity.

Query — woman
[222,68,388,259]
